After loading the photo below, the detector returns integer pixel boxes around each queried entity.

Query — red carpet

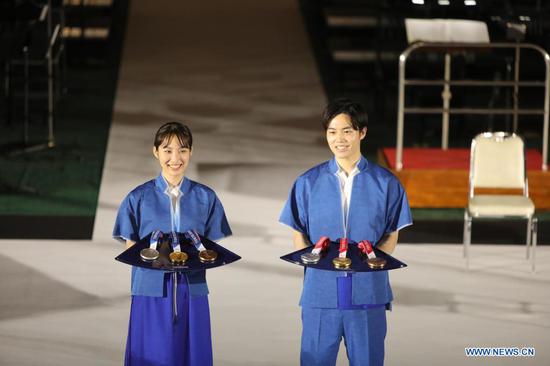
[382,148,543,170]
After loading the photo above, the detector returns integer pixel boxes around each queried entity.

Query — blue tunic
[113,174,232,297]
[281,156,411,365]
[279,156,412,307]
[113,173,232,366]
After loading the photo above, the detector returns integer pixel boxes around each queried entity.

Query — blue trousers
[301,276,387,366]
[301,307,387,366]
[125,273,213,366]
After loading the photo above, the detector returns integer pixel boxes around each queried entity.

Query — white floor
[1,1,550,365]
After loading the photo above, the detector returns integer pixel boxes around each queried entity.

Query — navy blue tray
[280,240,407,272]
[115,232,241,272]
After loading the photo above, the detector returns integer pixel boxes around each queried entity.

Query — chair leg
[463,211,469,258]
[526,216,532,259]
[531,218,537,273]
[463,211,472,270]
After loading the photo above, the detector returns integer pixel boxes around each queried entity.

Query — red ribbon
[358,240,374,255]
[314,236,330,251]
[339,238,348,253]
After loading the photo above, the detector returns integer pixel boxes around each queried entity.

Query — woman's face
[153,135,192,184]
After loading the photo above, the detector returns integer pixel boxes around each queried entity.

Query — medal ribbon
[184,230,206,251]
[338,238,348,258]
[149,230,163,250]
[170,231,181,252]
[358,240,376,259]
[312,236,330,255]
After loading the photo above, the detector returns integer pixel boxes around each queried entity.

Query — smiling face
[326,113,366,163]
[153,135,192,186]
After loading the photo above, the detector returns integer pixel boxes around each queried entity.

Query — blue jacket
[113,174,232,297]
[279,157,412,307]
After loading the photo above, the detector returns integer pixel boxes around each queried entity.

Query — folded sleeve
[204,194,232,241]
[384,178,413,234]
[279,178,308,235]
[113,193,140,243]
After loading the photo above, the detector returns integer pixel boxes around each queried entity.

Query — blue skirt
[125,273,212,366]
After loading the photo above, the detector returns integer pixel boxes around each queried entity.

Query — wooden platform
[379,148,550,209]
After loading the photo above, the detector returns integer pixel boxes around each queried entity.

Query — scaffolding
[395,42,550,171]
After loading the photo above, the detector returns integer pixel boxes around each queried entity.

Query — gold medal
[367,257,386,269]
[332,257,351,269]
[198,249,218,263]
[169,251,188,265]
[140,248,159,262]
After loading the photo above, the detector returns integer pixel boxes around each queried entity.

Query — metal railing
[395,42,550,171]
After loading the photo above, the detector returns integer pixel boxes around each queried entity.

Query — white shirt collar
[162,176,183,198]
[335,163,360,179]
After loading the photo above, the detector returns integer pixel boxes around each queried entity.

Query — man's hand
[292,230,312,250]
[376,231,399,254]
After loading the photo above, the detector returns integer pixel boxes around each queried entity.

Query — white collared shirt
[335,163,360,234]
[162,176,184,232]
[166,183,182,212]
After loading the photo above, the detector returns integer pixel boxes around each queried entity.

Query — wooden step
[378,148,550,209]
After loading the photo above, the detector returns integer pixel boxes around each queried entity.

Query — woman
[113,122,232,366]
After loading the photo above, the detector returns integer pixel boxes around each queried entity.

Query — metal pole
[543,52,550,171]
[46,24,60,148]
[23,46,29,144]
[47,47,55,147]
[513,46,520,133]
[531,217,537,273]
[44,0,55,148]
[442,53,452,149]
[396,53,407,171]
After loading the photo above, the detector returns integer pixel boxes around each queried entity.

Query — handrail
[404,80,546,87]
[396,41,550,171]
[403,108,545,115]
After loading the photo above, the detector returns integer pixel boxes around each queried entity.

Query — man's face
[153,136,192,183]
[326,113,366,160]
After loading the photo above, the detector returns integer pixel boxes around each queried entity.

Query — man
[279,98,412,366]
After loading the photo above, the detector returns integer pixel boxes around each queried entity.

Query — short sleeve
[279,178,308,234]
[384,178,413,234]
[204,194,232,241]
[113,193,140,243]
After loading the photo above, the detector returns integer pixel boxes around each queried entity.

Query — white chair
[463,132,537,272]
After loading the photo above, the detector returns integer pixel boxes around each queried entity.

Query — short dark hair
[322,98,368,131]
[154,122,193,149]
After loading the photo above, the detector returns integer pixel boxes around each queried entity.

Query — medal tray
[280,240,407,272]
[116,232,241,272]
